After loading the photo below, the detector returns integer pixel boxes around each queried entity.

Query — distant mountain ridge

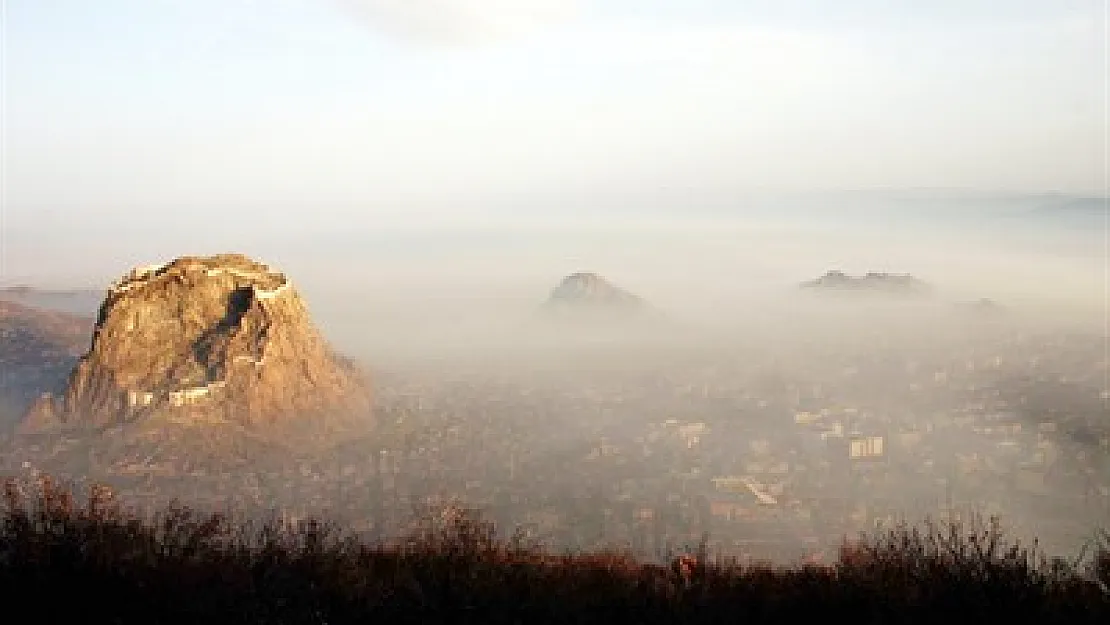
[0,286,103,316]
[1029,196,1107,213]
[801,271,932,296]
[1025,197,1108,227]
[544,272,645,312]
[537,272,673,335]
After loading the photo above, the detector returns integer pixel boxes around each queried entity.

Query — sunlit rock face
[28,253,371,430]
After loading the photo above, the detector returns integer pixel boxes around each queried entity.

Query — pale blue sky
[0,0,1106,287]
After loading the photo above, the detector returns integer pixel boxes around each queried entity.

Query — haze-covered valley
[3,196,1106,563]
[2,0,1107,579]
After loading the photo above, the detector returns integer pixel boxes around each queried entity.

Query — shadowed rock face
[29,253,371,430]
[0,300,91,431]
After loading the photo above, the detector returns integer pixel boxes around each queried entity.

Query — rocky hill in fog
[541,272,647,317]
[22,254,372,435]
[801,271,932,297]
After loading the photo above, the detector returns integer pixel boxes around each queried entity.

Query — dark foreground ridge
[2,476,1107,624]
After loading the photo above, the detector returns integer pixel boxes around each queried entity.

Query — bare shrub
[0,474,1106,624]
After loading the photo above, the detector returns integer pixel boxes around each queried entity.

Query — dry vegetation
[1,475,1107,624]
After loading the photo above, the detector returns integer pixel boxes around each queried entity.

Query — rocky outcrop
[28,254,371,430]
[543,272,645,315]
[801,271,931,296]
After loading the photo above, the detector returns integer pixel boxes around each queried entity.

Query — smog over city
[0,1,1107,620]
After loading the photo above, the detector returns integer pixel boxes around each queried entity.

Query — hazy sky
[0,0,1107,286]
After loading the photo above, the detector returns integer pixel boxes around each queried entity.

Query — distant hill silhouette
[0,286,103,316]
[1026,197,1108,229]
[532,273,680,343]
[542,273,646,316]
[1030,196,1106,214]
[801,271,932,297]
